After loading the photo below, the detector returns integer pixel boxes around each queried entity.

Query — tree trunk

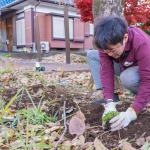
[92,0,123,19]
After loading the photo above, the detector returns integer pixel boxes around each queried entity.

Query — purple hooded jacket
[99,26,150,114]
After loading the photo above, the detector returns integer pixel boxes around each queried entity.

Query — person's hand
[109,107,137,131]
[102,101,117,117]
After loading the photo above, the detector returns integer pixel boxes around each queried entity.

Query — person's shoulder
[128,26,150,44]
[128,26,143,34]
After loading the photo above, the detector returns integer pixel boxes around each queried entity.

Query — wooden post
[64,5,70,64]
[35,14,42,62]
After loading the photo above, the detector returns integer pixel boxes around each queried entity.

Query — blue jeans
[87,50,140,94]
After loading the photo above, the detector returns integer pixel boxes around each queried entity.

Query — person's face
[102,34,128,58]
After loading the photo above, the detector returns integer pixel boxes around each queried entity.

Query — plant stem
[52,101,67,150]
[25,88,37,110]
[0,87,24,119]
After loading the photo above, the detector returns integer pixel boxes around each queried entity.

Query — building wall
[37,13,47,41]
[84,36,93,49]
[37,12,93,49]
[84,22,93,49]
[2,4,93,52]
[46,15,52,43]
[25,9,32,46]
[74,18,84,42]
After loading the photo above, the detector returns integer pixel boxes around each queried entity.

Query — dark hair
[93,15,128,50]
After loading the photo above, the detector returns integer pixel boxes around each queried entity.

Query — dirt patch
[57,97,150,149]
[2,85,150,149]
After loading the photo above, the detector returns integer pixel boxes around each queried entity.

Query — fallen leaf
[146,136,150,141]
[136,137,145,146]
[20,77,29,84]
[121,143,137,150]
[76,111,86,121]
[46,122,60,128]
[82,142,93,149]
[32,88,43,98]
[27,124,44,131]
[43,135,49,141]
[10,140,24,148]
[0,137,5,143]
[57,67,63,72]
[30,136,42,143]
[94,138,108,150]
[79,135,85,146]
[69,111,86,135]
[62,140,73,147]
[51,131,60,140]
[0,128,14,138]
[45,126,63,134]
[2,77,9,84]
[72,138,82,146]
[118,139,136,150]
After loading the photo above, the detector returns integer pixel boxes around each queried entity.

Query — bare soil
[3,85,150,149]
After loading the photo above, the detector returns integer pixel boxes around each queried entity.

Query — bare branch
[52,101,67,150]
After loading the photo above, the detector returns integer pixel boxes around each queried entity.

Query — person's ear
[124,34,128,42]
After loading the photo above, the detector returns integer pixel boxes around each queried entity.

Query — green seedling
[102,111,120,130]
[0,53,11,58]
[0,59,14,75]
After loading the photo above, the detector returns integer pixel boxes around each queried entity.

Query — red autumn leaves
[74,0,150,30]
[124,0,150,30]
[74,0,93,23]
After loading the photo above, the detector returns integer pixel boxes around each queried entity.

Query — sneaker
[90,90,103,100]
[91,93,120,104]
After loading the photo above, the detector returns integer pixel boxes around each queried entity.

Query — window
[52,16,73,39]
[89,23,94,35]
[17,12,25,20]
[16,19,26,45]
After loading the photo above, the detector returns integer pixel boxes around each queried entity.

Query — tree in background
[124,0,150,33]
[74,0,150,35]
[74,0,123,22]
[92,0,123,19]
[74,0,93,22]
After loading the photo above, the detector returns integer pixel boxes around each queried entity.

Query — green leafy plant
[0,53,11,58]
[0,59,14,75]
[102,111,120,124]
[102,111,120,130]
[143,30,150,36]
[17,108,55,125]
[0,87,56,126]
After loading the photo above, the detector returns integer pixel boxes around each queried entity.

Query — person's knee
[120,72,131,88]
[87,50,94,60]
[120,68,140,90]
[86,50,98,60]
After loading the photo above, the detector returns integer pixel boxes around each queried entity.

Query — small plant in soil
[102,111,120,130]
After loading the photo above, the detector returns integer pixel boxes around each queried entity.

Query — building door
[6,17,13,51]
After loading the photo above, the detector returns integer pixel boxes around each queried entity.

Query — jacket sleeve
[131,42,150,114]
[99,50,114,100]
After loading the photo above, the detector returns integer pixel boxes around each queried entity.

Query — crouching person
[87,15,150,131]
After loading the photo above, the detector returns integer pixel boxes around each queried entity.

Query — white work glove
[102,101,117,117]
[109,107,137,131]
